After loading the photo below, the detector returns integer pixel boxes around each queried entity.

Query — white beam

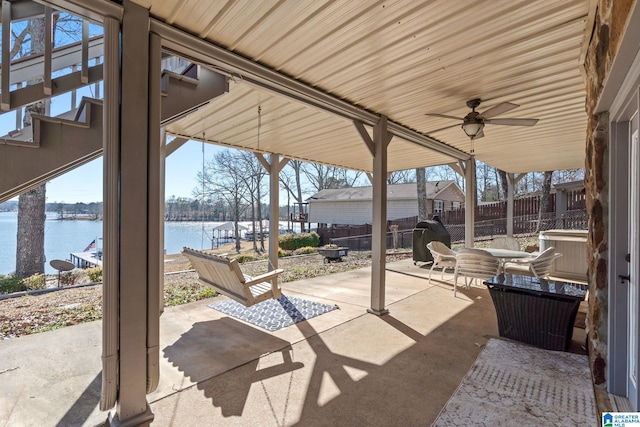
[164,136,188,157]
[150,19,469,161]
[36,0,124,24]
[353,120,374,156]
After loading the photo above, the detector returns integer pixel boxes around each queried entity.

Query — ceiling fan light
[462,121,484,138]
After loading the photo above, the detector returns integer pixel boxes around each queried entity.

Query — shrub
[277,248,289,258]
[86,267,103,282]
[293,246,316,255]
[234,254,258,263]
[23,274,46,290]
[323,243,338,248]
[60,271,78,287]
[0,275,26,294]
[279,232,320,251]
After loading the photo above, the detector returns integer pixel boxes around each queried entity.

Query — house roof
[308,181,460,202]
[135,0,594,174]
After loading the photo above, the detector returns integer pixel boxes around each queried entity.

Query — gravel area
[1,250,411,339]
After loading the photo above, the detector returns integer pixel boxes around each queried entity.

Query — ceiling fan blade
[484,118,539,126]
[480,102,519,118]
[425,113,464,120]
[425,123,461,134]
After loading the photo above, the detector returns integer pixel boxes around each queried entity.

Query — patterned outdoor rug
[432,338,597,426]
[208,295,338,332]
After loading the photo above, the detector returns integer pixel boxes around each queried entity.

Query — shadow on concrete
[56,372,102,427]
[163,317,304,417]
[289,287,498,426]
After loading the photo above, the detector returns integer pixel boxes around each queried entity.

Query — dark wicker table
[484,274,587,351]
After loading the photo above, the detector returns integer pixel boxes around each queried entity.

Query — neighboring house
[308,181,464,225]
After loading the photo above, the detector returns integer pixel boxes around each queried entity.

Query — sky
[2,81,227,205]
[43,140,222,204]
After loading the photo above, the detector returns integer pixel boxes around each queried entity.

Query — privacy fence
[316,190,586,250]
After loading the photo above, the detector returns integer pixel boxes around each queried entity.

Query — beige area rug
[432,339,597,426]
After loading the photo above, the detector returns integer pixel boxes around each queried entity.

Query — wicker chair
[503,246,562,279]
[426,241,457,283]
[453,249,501,297]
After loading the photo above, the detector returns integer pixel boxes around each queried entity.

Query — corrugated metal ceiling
[138,0,593,174]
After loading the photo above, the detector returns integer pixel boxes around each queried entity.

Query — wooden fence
[316,189,586,247]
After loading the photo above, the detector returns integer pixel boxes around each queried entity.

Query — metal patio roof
[138,0,593,174]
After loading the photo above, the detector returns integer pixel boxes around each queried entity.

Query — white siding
[309,199,417,225]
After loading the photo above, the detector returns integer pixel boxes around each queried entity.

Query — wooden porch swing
[182,247,283,307]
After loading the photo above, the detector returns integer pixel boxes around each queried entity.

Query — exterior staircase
[0,3,228,203]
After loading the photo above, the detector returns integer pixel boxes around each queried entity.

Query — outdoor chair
[182,247,283,307]
[453,249,501,297]
[503,246,563,279]
[426,241,457,283]
[489,236,521,251]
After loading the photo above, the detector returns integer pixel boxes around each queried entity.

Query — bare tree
[197,149,251,253]
[302,163,362,191]
[238,152,268,252]
[497,168,508,200]
[388,169,415,185]
[280,160,305,204]
[16,17,47,277]
[537,171,554,232]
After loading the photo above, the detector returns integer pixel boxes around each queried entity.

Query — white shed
[308,182,464,225]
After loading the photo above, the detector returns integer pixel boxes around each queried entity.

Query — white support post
[369,116,392,315]
[15,83,22,128]
[464,157,476,247]
[110,1,154,424]
[507,173,515,237]
[506,173,525,236]
[270,154,288,270]
[255,153,289,271]
[2,0,12,111]
[556,187,568,228]
[159,129,168,315]
[81,19,89,84]
[100,15,120,414]
[44,7,52,95]
[71,65,78,108]
[146,31,162,395]
[94,57,101,99]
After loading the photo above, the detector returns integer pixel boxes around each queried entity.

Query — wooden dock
[70,251,102,269]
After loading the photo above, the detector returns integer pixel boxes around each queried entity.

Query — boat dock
[69,251,102,269]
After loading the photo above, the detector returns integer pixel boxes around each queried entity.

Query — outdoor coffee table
[484,274,587,351]
[483,248,533,272]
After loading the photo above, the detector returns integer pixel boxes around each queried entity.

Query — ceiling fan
[425,99,539,140]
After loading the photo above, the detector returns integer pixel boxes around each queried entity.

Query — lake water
[0,212,302,275]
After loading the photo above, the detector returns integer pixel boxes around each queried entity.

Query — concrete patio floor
[0,258,589,426]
